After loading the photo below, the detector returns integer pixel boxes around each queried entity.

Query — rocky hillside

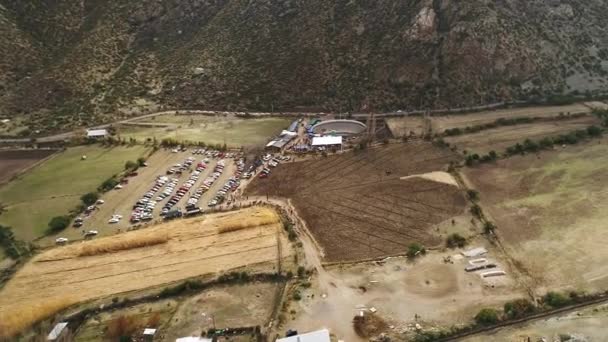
[1,0,608,133]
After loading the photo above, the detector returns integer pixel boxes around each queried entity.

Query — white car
[96,199,105,205]
[55,237,69,245]
[115,184,123,189]
[108,218,120,224]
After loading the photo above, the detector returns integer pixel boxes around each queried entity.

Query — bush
[99,177,119,192]
[504,299,536,319]
[446,233,467,248]
[48,216,70,233]
[137,157,147,166]
[543,291,571,308]
[124,160,138,170]
[292,291,302,301]
[406,243,426,259]
[474,308,499,325]
[466,190,479,201]
[470,204,482,218]
[297,266,306,278]
[483,222,496,234]
[80,192,99,206]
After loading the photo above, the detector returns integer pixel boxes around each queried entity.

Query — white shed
[277,329,331,342]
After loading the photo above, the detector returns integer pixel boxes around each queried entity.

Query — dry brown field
[0,149,57,184]
[385,116,428,137]
[247,142,467,262]
[463,137,608,293]
[444,115,601,155]
[0,206,291,338]
[431,103,592,132]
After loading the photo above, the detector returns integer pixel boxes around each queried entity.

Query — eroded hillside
[1,0,608,133]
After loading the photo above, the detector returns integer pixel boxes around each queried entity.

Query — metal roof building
[276,329,331,342]
[47,322,68,341]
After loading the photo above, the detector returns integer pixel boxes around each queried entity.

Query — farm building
[86,129,108,139]
[266,134,296,152]
[311,136,342,149]
[277,329,331,342]
[287,120,299,132]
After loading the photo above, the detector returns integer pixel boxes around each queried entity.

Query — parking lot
[46,148,243,244]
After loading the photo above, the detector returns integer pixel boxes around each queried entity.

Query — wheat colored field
[0,206,290,338]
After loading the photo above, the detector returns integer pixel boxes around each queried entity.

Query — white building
[311,136,342,149]
[277,329,331,342]
[86,129,108,139]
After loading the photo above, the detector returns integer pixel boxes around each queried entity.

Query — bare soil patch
[0,149,57,184]
[463,137,608,292]
[0,206,291,338]
[445,115,600,155]
[385,116,428,137]
[246,142,466,262]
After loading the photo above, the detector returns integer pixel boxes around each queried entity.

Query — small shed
[143,328,157,342]
[86,129,108,139]
[47,322,68,341]
[176,337,213,342]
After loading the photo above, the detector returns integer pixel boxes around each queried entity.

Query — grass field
[444,115,601,155]
[246,142,467,262]
[119,114,292,147]
[463,137,608,293]
[0,206,291,338]
[0,145,150,241]
[0,149,58,184]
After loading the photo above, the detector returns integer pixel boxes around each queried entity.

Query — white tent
[311,136,342,147]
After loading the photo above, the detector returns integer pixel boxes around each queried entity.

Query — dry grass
[353,313,389,338]
[0,206,290,338]
[0,296,76,339]
[216,209,279,234]
[39,232,170,261]
[78,233,169,257]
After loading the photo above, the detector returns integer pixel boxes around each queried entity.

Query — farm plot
[431,103,592,133]
[246,142,467,262]
[444,115,601,155]
[463,137,608,293]
[0,206,291,338]
[0,149,57,184]
[0,145,150,241]
[119,114,291,147]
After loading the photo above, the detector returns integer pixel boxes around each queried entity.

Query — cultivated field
[463,137,608,293]
[431,103,592,132]
[0,145,150,241]
[119,114,291,147]
[0,206,291,338]
[444,115,601,155]
[0,149,57,184]
[247,142,467,262]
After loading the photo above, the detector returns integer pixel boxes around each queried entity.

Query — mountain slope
[1,0,607,133]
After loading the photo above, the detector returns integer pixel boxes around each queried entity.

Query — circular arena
[310,119,367,136]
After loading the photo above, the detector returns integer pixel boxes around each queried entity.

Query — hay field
[463,137,608,293]
[0,206,290,338]
[431,103,592,132]
[0,145,150,241]
[444,115,600,155]
[247,142,467,262]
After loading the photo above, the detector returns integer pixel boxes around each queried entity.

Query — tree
[587,125,603,137]
[474,308,499,325]
[137,157,147,166]
[446,233,467,248]
[504,299,536,319]
[48,216,70,233]
[81,192,99,206]
[100,177,119,192]
[466,190,479,201]
[406,243,426,259]
[543,291,570,308]
[483,221,496,234]
[470,204,482,218]
[124,160,138,170]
